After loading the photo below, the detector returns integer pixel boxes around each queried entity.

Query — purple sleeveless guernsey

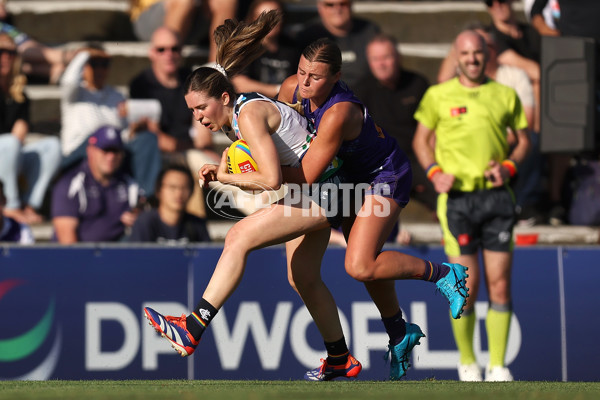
[295,81,412,206]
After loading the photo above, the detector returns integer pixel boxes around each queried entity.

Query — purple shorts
[365,166,412,207]
[355,147,412,208]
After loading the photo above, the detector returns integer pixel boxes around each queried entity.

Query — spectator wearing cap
[51,126,142,244]
[59,43,161,197]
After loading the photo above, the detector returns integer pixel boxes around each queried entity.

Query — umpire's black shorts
[437,187,517,256]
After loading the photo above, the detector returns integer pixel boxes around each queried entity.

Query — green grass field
[1,380,599,400]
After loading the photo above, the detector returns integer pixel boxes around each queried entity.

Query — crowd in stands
[0,0,599,245]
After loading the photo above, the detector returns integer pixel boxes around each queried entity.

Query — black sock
[382,310,406,346]
[186,298,218,341]
[325,337,349,365]
[422,260,450,283]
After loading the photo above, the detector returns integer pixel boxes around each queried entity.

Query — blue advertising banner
[0,245,598,381]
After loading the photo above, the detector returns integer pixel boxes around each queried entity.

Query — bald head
[149,26,182,77]
[454,30,488,87]
[151,26,181,47]
[454,30,487,55]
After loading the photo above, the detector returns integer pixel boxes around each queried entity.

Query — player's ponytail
[184,10,282,100]
[215,10,281,77]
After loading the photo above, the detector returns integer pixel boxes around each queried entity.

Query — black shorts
[438,187,517,256]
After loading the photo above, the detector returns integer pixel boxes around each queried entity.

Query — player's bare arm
[217,101,282,190]
[276,75,299,104]
[282,101,360,185]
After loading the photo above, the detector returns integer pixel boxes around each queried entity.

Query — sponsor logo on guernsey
[450,106,467,117]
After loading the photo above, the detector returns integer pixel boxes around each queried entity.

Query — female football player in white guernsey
[143,10,362,381]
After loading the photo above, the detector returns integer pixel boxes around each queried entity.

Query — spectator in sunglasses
[51,125,143,243]
[58,43,161,198]
[129,26,220,219]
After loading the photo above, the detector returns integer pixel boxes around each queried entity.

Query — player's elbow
[266,180,281,190]
[262,175,282,190]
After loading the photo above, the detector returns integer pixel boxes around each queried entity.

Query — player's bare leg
[145,192,330,356]
[344,195,425,380]
[287,230,362,381]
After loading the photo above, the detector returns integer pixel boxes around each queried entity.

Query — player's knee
[223,224,252,253]
[345,257,376,282]
[289,271,319,294]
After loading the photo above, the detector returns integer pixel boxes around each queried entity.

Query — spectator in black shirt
[354,34,434,213]
[294,0,380,89]
[129,26,219,218]
[130,164,210,244]
[231,0,301,98]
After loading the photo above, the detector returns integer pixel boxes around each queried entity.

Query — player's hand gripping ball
[227,139,258,174]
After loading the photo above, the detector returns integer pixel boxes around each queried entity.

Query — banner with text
[0,245,597,381]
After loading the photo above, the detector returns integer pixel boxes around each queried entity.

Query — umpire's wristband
[426,163,442,181]
[501,159,518,178]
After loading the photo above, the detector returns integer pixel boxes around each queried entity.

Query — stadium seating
[12,0,509,134]
[15,0,582,244]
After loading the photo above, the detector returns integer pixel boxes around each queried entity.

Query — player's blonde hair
[183,10,282,100]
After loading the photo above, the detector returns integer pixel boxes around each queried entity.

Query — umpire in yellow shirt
[413,29,529,382]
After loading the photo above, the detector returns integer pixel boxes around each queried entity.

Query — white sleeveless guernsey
[222,92,315,167]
